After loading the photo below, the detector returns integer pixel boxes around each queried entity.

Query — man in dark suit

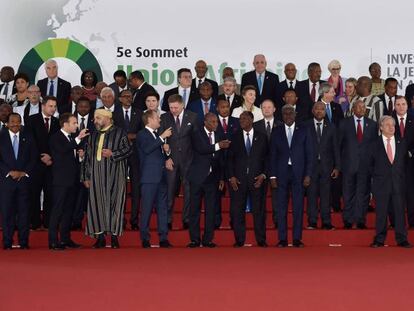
[48,113,89,250]
[0,104,12,131]
[270,104,313,247]
[296,62,326,109]
[129,70,156,111]
[0,66,16,103]
[405,81,414,108]
[393,96,414,227]
[241,54,279,107]
[187,113,230,248]
[306,102,340,229]
[365,116,411,248]
[228,111,268,247]
[217,77,243,113]
[37,59,71,114]
[113,89,143,230]
[192,60,219,99]
[159,94,198,229]
[109,70,128,101]
[279,89,312,124]
[161,68,199,111]
[137,110,173,248]
[277,63,301,111]
[26,96,60,229]
[378,77,398,116]
[187,81,217,126]
[254,99,283,227]
[338,100,378,229]
[0,113,37,249]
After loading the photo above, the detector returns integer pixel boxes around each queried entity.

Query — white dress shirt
[309,80,320,102]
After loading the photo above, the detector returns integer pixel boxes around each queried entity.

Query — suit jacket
[161,86,199,112]
[37,77,72,114]
[113,107,143,135]
[378,94,395,116]
[305,119,340,175]
[187,98,218,125]
[216,115,239,140]
[324,101,344,126]
[393,113,414,154]
[132,82,156,111]
[269,123,313,182]
[0,128,37,182]
[405,84,414,106]
[159,110,198,167]
[217,93,243,113]
[364,136,407,195]
[108,82,128,101]
[50,130,80,187]
[191,78,219,99]
[253,118,283,142]
[241,70,279,107]
[277,102,312,124]
[137,128,167,184]
[227,129,268,183]
[14,102,42,126]
[26,113,60,155]
[187,129,224,184]
[338,116,378,175]
[296,79,326,109]
[276,79,301,110]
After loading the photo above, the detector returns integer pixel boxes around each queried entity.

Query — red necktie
[356,119,363,143]
[208,132,213,144]
[310,83,316,102]
[400,118,405,138]
[388,98,393,113]
[222,118,228,133]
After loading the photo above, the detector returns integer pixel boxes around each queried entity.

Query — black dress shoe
[292,240,305,248]
[344,222,353,229]
[233,242,244,248]
[142,240,151,248]
[131,224,139,231]
[187,241,201,248]
[3,245,12,250]
[202,242,217,248]
[370,241,384,248]
[257,241,268,248]
[62,240,81,249]
[276,240,288,248]
[159,240,172,248]
[306,223,317,229]
[167,223,172,230]
[322,224,335,230]
[397,241,413,248]
[182,223,189,230]
[357,223,367,229]
[49,243,65,251]
[111,236,120,249]
[20,245,30,250]
[92,236,106,249]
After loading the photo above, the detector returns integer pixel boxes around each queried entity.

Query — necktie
[227,96,231,103]
[125,109,130,130]
[12,134,18,159]
[176,116,181,132]
[289,81,293,89]
[67,134,72,142]
[266,121,271,140]
[388,98,393,113]
[326,104,332,122]
[204,102,209,115]
[222,118,228,133]
[310,83,316,103]
[80,117,85,130]
[386,138,393,164]
[182,88,187,106]
[208,132,213,144]
[257,74,263,95]
[198,79,202,88]
[44,117,50,132]
[245,132,252,154]
[3,82,9,98]
[316,122,322,143]
[287,127,293,147]
[356,119,363,143]
[49,80,54,96]
[400,118,405,138]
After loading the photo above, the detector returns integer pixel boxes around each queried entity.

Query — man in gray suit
[159,94,199,229]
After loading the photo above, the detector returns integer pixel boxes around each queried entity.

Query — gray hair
[379,115,395,127]
[281,104,295,114]
[100,86,115,98]
[223,77,237,85]
[45,59,57,67]
[328,59,341,71]
[319,82,333,96]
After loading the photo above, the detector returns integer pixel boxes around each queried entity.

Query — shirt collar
[9,130,19,139]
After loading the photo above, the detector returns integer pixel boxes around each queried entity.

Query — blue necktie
[287,127,292,147]
[257,74,263,95]
[12,134,18,159]
[182,88,187,106]
[245,132,252,154]
[49,80,54,96]
[326,104,332,122]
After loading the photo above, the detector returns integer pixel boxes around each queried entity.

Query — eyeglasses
[331,68,341,71]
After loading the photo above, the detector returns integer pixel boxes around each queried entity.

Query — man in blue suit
[0,113,37,249]
[270,104,313,247]
[187,81,217,126]
[137,110,173,248]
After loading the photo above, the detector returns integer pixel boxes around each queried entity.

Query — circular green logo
[18,38,103,84]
